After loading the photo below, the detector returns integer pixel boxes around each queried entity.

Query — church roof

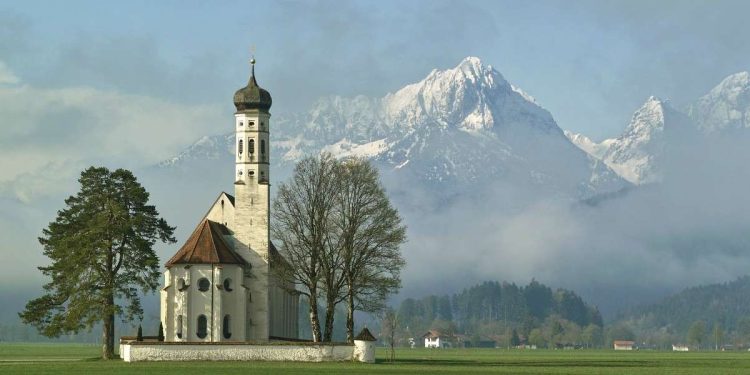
[233,59,272,112]
[165,219,246,267]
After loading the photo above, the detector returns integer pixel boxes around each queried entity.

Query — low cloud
[0,61,223,202]
[392,129,750,316]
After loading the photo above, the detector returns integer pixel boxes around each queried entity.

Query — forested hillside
[394,280,603,347]
[613,276,750,349]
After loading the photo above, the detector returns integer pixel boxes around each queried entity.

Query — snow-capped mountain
[162,57,629,200]
[568,97,691,185]
[601,97,691,185]
[689,71,750,133]
[569,71,750,185]
[564,131,614,160]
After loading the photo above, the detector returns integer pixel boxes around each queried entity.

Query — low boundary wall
[120,340,367,362]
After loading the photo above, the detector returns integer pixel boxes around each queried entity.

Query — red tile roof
[165,219,246,267]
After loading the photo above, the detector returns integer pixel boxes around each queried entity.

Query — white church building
[159,58,299,343]
[121,58,376,363]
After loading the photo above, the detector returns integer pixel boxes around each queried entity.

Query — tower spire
[250,57,256,77]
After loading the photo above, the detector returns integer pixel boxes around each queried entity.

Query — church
[159,58,299,342]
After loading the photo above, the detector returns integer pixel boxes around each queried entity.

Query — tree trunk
[346,290,355,343]
[102,299,115,359]
[323,294,336,342]
[308,291,322,342]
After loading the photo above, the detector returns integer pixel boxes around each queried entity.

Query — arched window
[223,315,231,339]
[198,278,210,292]
[239,121,243,127]
[223,278,233,292]
[177,278,186,291]
[238,139,243,155]
[260,140,266,155]
[196,315,207,339]
[248,139,255,154]
[176,315,183,339]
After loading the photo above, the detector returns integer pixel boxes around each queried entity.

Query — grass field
[2,343,750,374]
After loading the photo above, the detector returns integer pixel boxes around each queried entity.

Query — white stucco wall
[162,264,246,342]
[121,343,358,362]
[353,340,375,363]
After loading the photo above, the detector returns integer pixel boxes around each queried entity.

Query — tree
[712,323,724,351]
[738,316,750,345]
[334,158,406,342]
[528,328,546,348]
[510,328,521,347]
[380,307,399,362]
[605,324,635,348]
[687,320,706,349]
[272,154,340,342]
[582,324,603,348]
[19,167,175,359]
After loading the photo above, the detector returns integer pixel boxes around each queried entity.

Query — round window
[198,278,210,292]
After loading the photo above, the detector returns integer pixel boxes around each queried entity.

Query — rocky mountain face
[689,71,750,133]
[163,57,629,200]
[568,71,750,185]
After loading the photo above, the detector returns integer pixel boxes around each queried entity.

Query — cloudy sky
[2,0,748,213]
[1,0,749,315]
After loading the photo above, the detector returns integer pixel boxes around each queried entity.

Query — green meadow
[1,344,750,374]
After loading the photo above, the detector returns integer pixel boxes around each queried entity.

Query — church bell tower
[232,57,273,340]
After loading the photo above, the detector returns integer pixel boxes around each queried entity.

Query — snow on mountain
[162,57,630,199]
[599,97,672,184]
[569,96,694,185]
[564,131,615,159]
[689,71,750,133]
[159,134,233,167]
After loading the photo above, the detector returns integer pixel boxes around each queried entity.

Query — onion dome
[233,58,272,112]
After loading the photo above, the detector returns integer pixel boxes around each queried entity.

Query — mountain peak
[456,56,487,72]
[716,71,750,90]
[690,71,750,132]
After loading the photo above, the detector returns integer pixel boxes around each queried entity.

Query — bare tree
[273,155,406,343]
[272,154,339,342]
[335,158,406,343]
[380,307,399,362]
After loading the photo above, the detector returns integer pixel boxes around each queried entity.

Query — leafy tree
[606,324,636,345]
[528,328,546,348]
[582,324,603,348]
[737,316,750,344]
[687,320,706,349]
[19,167,175,359]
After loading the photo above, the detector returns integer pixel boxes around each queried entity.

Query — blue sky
[3,0,748,142]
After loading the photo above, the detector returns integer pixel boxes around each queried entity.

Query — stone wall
[121,341,369,363]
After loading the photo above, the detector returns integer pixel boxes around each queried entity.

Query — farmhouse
[613,340,635,350]
[120,58,375,363]
[423,330,453,348]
